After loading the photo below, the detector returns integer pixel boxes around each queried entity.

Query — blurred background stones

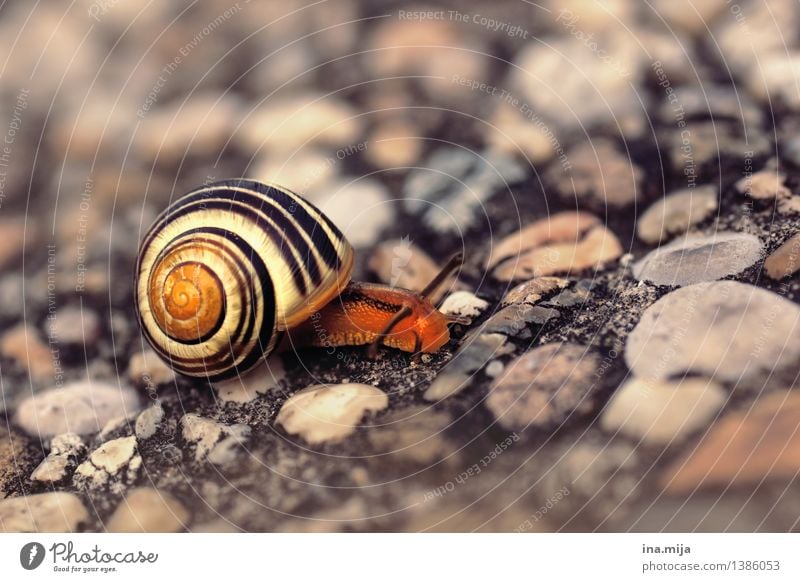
[1,0,800,533]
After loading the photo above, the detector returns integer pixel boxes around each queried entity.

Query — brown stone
[660,391,800,493]
[764,233,800,280]
[487,212,623,281]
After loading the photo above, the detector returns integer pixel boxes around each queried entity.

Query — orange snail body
[287,282,453,354]
[135,179,461,381]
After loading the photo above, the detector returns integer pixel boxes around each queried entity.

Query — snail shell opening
[135,179,355,381]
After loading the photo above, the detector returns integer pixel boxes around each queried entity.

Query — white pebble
[276,384,388,445]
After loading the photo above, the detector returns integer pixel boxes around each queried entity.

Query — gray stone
[276,384,388,445]
[0,492,89,532]
[625,281,800,383]
[632,232,763,286]
[15,381,141,438]
[636,186,718,244]
[487,343,601,430]
[601,377,726,445]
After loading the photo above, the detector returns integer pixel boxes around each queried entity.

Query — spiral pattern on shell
[135,179,354,381]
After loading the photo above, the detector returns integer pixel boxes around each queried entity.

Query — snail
[135,178,466,381]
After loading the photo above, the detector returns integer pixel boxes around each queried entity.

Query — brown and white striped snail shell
[134,179,354,381]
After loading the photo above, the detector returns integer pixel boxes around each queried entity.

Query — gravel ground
[2,0,800,532]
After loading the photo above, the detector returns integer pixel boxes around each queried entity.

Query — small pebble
[134,403,164,440]
[660,391,800,492]
[15,381,141,438]
[45,306,101,345]
[549,139,644,208]
[438,291,489,322]
[543,284,592,308]
[0,492,89,533]
[632,232,763,286]
[764,233,800,280]
[180,414,250,464]
[106,488,190,533]
[0,219,31,269]
[500,277,569,307]
[366,120,422,168]
[601,377,726,445]
[481,304,560,338]
[487,343,600,430]
[735,170,791,200]
[31,432,85,483]
[484,360,505,378]
[74,436,140,488]
[0,324,55,383]
[276,384,388,445]
[636,185,718,244]
[626,281,800,383]
[316,179,393,248]
[127,349,176,388]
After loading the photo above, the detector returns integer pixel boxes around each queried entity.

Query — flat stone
[660,391,800,492]
[601,377,726,445]
[764,233,800,280]
[424,333,513,402]
[488,212,623,281]
[276,384,388,445]
[487,343,601,430]
[632,232,763,286]
[625,281,800,383]
[180,414,250,464]
[636,186,718,244]
[15,381,141,438]
[0,492,89,532]
[106,488,190,533]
